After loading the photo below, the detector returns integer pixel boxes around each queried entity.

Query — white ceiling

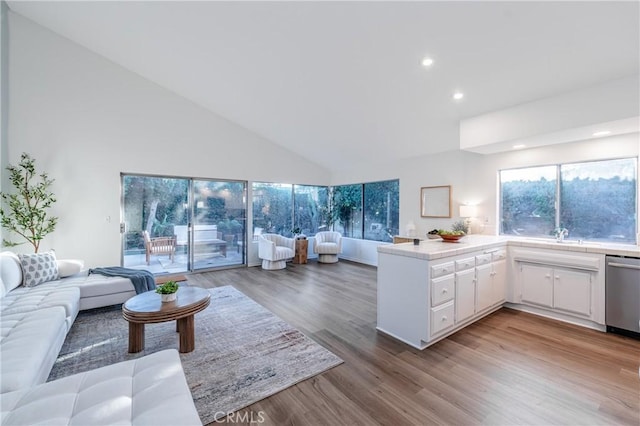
[7,1,640,171]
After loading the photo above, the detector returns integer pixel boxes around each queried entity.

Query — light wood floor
[188,260,640,426]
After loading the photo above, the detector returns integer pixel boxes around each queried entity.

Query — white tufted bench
[0,349,202,425]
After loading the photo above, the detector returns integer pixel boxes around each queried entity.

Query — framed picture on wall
[420,185,451,218]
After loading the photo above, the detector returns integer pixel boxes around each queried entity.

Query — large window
[333,184,363,239]
[252,183,293,236]
[500,158,637,243]
[252,179,399,242]
[294,185,330,236]
[333,179,399,242]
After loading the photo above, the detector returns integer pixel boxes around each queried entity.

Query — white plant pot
[161,292,177,302]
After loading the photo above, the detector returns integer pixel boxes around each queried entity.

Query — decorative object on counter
[420,185,451,218]
[427,229,442,239]
[459,204,477,234]
[452,220,469,234]
[405,220,417,237]
[413,238,420,246]
[437,229,466,243]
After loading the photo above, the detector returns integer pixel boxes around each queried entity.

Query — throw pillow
[57,259,84,278]
[18,251,59,287]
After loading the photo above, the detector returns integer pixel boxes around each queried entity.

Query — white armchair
[313,231,342,263]
[258,233,295,270]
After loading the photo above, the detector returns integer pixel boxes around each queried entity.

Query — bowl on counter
[427,234,442,240]
[439,234,465,243]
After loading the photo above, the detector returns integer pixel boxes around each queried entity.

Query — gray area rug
[49,285,343,424]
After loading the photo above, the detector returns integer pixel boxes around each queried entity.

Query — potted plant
[0,153,58,252]
[156,280,179,302]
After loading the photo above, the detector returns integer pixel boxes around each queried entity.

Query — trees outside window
[364,180,399,242]
[500,158,637,244]
[332,184,362,239]
[293,185,329,236]
[252,183,293,236]
[500,166,556,237]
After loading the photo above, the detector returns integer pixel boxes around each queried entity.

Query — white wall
[334,133,639,264]
[1,1,8,246]
[6,13,640,268]
[6,13,330,266]
[460,76,640,153]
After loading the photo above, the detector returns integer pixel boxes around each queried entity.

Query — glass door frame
[120,172,248,274]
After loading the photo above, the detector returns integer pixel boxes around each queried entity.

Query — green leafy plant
[0,153,58,252]
[451,220,468,234]
[155,281,179,294]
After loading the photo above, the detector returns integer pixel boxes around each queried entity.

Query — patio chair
[142,230,177,265]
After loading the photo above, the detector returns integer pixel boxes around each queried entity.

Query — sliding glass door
[121,174,246,274]
[191,179,246,271]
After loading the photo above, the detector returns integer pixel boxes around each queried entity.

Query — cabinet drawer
[455,257,475,271]
[431,262,454,278]
[431,274,455,306]
[491,250,507,261]
[476,254,492,265]
[430,301,455,336]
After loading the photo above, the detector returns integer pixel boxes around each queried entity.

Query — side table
[293,239,308,264]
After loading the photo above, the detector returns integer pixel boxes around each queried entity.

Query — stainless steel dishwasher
[606,255,640,337]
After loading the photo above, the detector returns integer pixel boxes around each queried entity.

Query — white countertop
[377,234,640,260]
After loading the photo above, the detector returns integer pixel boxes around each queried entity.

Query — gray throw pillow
[18,251,60,287]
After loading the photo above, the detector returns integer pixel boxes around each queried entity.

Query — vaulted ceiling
[7,1,639,171]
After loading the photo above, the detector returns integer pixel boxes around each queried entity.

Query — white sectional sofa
[0,251,202,425]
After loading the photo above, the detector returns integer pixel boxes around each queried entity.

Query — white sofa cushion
[0,307,68,394]
[56,259,84,278]
[1,349,202,426]
[17,251,59,287]
[0,284,80,330]
[55,273,137,311]
[0,252,23,297]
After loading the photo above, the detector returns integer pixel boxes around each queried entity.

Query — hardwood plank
[187,260,640,426]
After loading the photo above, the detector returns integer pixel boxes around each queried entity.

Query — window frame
[499,156,638,244]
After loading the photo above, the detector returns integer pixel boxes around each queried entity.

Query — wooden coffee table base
[127,315,197,353]
[123,287,210,354]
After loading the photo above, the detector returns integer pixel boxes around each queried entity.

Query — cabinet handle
[545,274,551,279]
[442,288,448,293]
[555,276,560,280]
[442,316,447,321]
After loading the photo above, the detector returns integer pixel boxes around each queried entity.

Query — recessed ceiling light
[421,57,434,68]
[513,144,526,149]
[592,130,611,137]
[453,92,464,101]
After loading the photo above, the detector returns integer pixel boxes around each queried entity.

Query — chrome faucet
[554,227,569,242]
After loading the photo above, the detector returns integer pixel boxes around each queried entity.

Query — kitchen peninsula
[377,235,639,350]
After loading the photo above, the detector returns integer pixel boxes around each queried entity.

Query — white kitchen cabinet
[491,260,507,305]
[476,263,493,312]
[517,257,595,319]
[476,252,506,312]
[455,268,476,323]
[431,274,455,306]
[430,301,455,335]
[520,263,554,308]
[553,268,591,316]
